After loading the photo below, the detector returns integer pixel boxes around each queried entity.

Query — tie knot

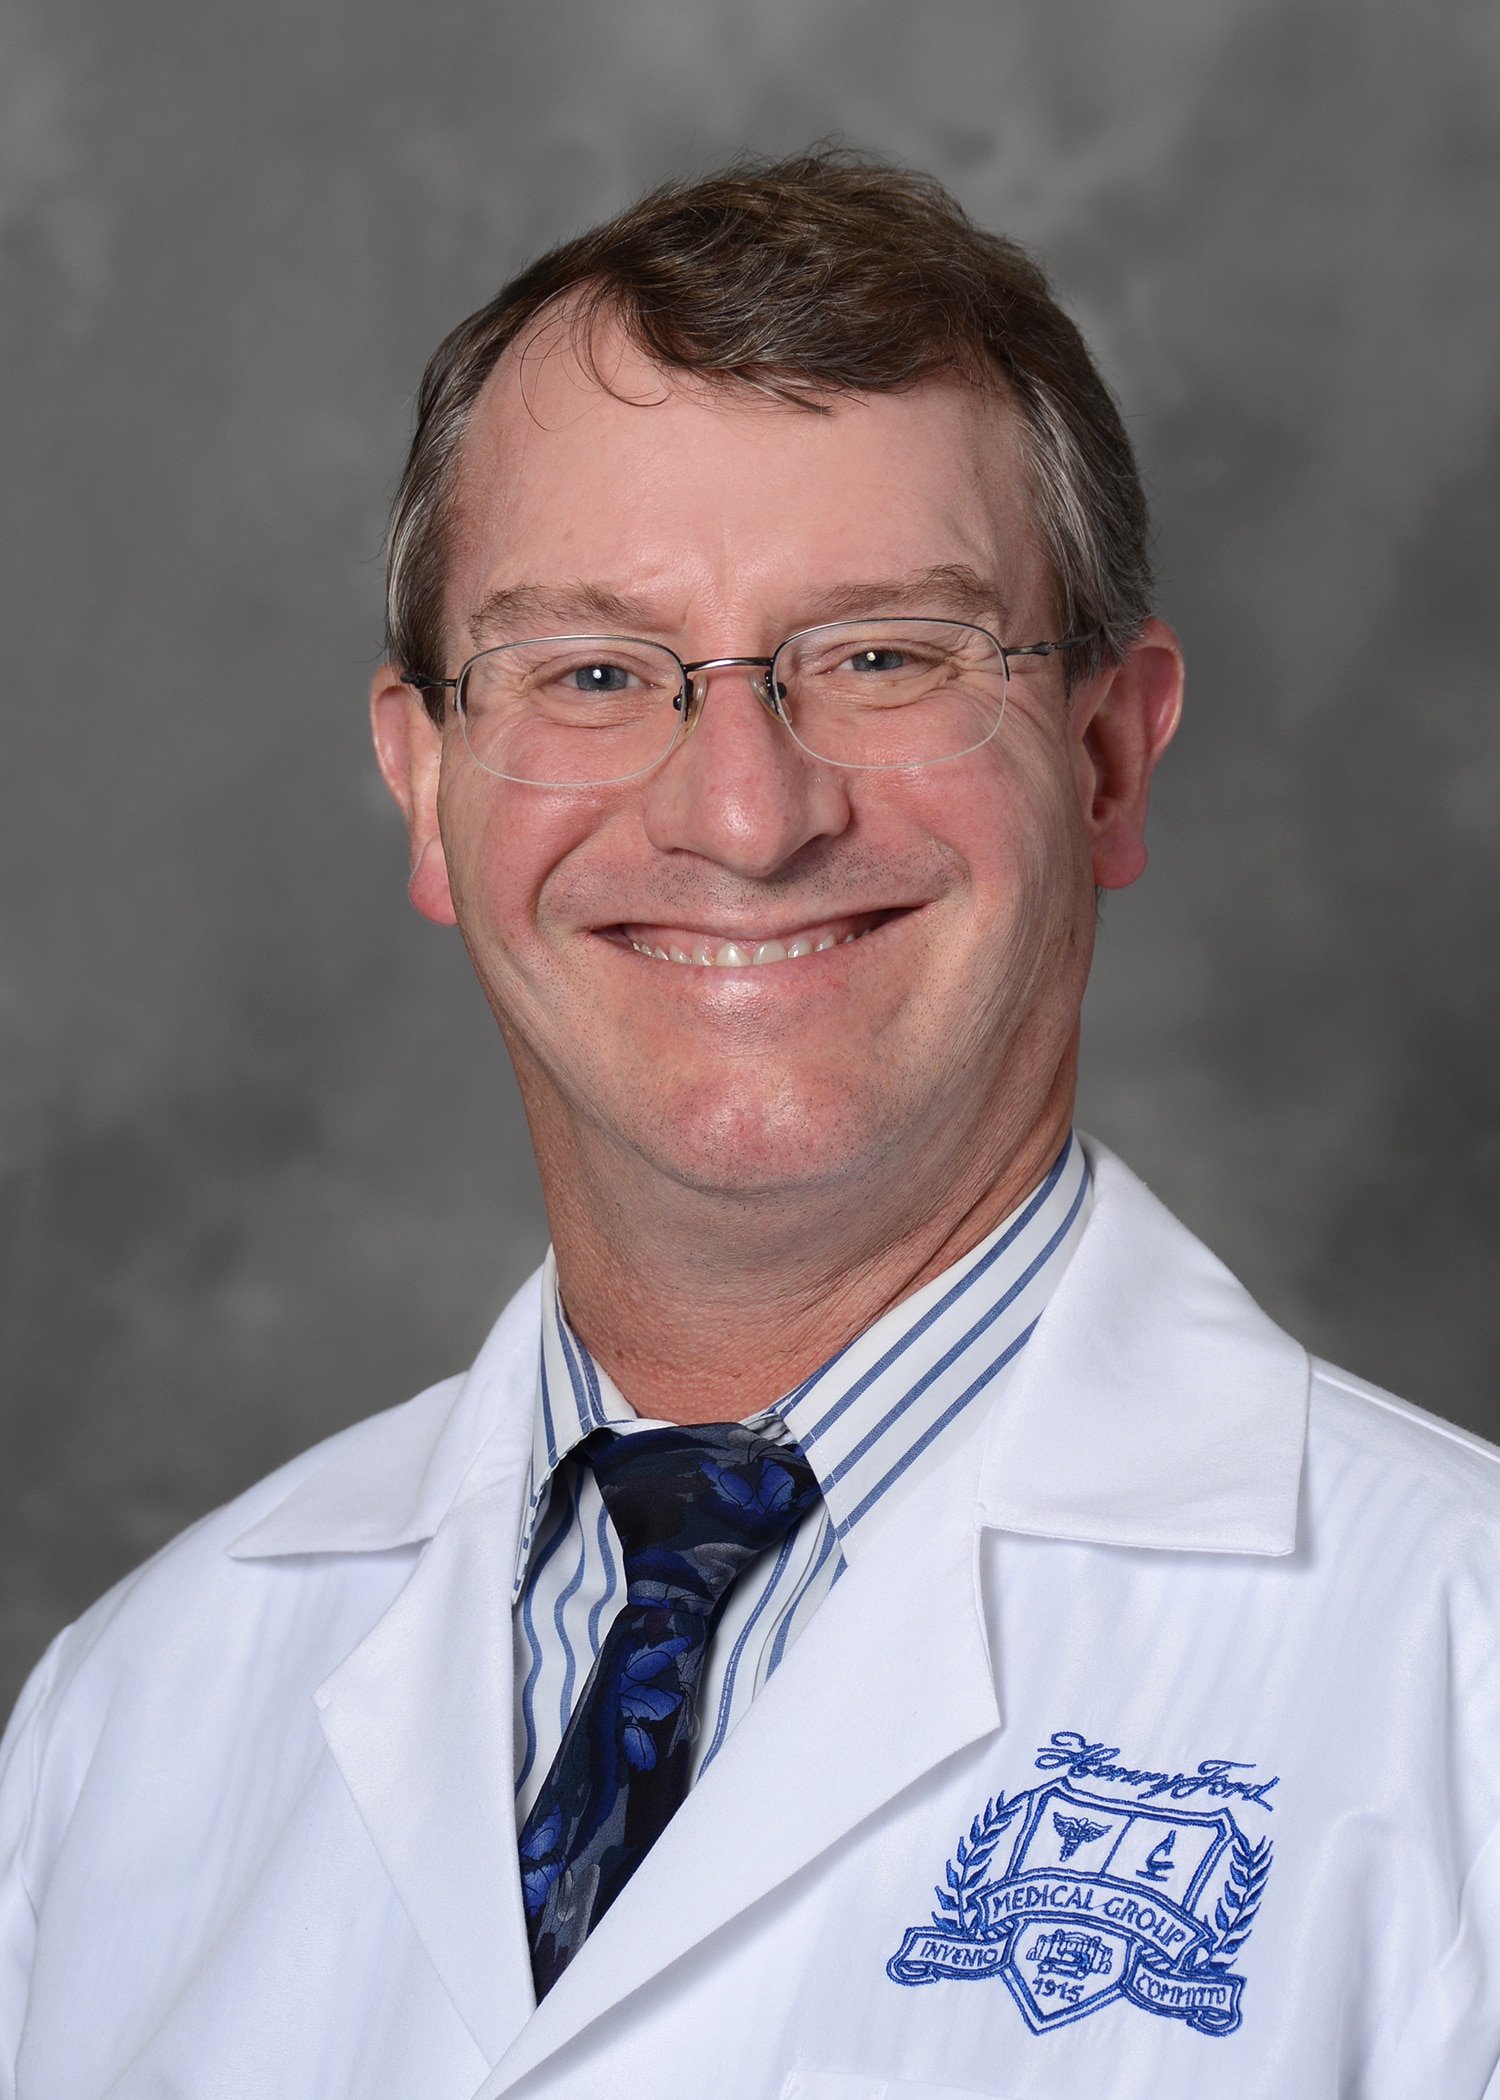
[584,1422,821,1615]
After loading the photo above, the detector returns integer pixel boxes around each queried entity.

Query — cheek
[904,763,1093,1039]
[896,736,1084,907]
[436,770,598,957]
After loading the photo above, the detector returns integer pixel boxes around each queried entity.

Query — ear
[369,665,459,927]
[1069,619,1185,891]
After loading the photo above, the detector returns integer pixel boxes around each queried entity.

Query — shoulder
[0,1270,544,1910]
[21,1377,462,1716]
[1310,1357,1500,1468]
[1294,1363,1500,1731]
[1305,1355,1500,1549]
[9,1261,545,1747]
[0,1379,453,1921]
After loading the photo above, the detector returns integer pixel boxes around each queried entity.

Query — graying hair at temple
[383,148,1155,711]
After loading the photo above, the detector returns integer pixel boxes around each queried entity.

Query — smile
[611,911,897,967]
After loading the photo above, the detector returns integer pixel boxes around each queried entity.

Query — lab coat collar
[976,1138,1308,1557]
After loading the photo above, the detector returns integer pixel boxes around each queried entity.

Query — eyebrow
[795,565,1009,632]
[465,563,1011,649]
[467,582,653,645]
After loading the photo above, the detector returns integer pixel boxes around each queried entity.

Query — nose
[641,659,851,877]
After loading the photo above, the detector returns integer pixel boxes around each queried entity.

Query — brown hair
[386,149,1152,716]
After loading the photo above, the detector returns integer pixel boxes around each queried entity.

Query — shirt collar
[774,1131,1091,1546]
[515,1133,1092,1589]
[510,1254,796,1596]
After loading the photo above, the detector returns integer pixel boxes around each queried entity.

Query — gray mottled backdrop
[2,0,1497,1711]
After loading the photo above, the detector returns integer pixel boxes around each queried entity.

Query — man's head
[384,152,1153,708]
[371,152,1182,1262]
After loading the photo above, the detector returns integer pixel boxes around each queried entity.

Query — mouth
[603,908,907,967]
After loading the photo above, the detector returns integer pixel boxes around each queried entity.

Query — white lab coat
[1,1141,1498,2100]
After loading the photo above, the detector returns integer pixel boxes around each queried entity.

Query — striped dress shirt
[512,1131,1092,1824]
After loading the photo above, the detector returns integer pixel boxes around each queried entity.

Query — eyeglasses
[405,619,1093,788]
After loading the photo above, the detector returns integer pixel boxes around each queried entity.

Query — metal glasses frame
[402,622,1097,775]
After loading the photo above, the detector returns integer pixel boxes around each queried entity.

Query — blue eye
[849,648,908,673]
[569,662,633,693]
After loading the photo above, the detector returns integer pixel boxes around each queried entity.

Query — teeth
[628,923,876,963]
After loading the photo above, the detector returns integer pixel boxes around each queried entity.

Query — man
[1,152,1496,2100]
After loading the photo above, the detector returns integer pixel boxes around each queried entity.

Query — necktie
[519,1421,821,1999]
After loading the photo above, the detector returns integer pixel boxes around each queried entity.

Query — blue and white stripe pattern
[512,1132,1092,1823]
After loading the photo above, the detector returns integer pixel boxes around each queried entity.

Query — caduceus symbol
[1052,1812,1110,1863]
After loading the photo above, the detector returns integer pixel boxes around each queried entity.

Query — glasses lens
[772,621,1008,770]
[458,637,685,785]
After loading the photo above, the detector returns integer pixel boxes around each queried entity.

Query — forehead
[442,318,1046,638]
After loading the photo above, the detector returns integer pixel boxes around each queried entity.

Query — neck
[525,1048,1079,1425]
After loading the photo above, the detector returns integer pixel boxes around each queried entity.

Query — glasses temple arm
[1002,632,1096,662]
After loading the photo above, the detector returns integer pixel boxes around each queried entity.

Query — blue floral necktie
[519,1421,822,1999]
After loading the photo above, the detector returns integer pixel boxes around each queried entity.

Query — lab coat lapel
[314,1342,539,2065]
[480,1430,999,2096]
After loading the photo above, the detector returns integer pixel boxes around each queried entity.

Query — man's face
[376,326,1179,1214]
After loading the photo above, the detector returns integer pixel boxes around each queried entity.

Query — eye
[567,661,635,694]
[846,647,910,674]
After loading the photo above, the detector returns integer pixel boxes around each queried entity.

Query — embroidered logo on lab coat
[887,1733,1275,2036]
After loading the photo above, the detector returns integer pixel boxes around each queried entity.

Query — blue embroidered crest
[886,1731,1276,2037]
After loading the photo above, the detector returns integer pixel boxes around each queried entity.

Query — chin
[624,1070,897,1200]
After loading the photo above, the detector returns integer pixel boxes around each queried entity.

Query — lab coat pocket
[780,2072,1017,2100]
